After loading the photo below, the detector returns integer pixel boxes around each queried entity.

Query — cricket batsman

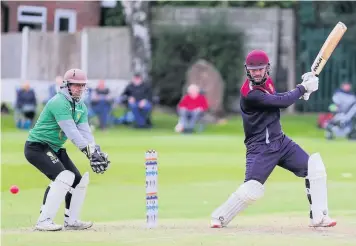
[24,69,110,231]
[210,50,336,228]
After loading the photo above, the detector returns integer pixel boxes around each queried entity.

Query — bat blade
[303,22,347,100]
[311,22,347,76]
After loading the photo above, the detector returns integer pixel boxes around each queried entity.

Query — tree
[314,1,356,43]
[121,0,152,82]
[100,1,126,27]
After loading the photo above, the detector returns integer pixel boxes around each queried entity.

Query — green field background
[1,113,356,246]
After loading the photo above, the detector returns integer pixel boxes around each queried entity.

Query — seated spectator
[15,82,37,129]
[43,76,62,105]
[318,82,355,129]
[175,84,209,133]
[1,103,10,115]
[120,74,153,128]
[91,80,113,130]
[324,82,356,140]
[332,82,355,113]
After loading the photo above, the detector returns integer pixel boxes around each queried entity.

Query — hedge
[150,15,245,110]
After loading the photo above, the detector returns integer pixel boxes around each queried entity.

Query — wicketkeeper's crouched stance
[210,50,336,228]
[24,69,110,231]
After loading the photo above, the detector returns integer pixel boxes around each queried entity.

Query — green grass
[1,112,356,246]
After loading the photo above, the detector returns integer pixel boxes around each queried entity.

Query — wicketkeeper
[210,50,336,228]
[24,68,110,231]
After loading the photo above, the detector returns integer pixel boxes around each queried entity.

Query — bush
[100,1,126,27]
[150,15,245,110]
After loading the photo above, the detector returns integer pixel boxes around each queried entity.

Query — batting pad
[211,180,264,226]
[65,172,89,223]
[38,170,75,222]
[307,153,329,224]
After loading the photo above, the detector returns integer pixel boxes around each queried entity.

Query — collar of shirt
[240,77,275,97]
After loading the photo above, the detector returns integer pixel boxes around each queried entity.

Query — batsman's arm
[247,85,306,109]
[276,92,289,96]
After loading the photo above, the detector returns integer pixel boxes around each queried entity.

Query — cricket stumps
[145,150,158,228]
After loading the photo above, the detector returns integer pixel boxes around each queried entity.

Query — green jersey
[28,93,88,152]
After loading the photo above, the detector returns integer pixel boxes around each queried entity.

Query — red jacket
[178,94,209,111]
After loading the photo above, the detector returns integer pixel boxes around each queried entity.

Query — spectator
[332,82,355,113]
[91,80,113,130]
[175,84,209,133]
[324,82,356,140]
[120,74,153,128]
[1,103,10,115]
[15,82,37,129]
[43,76,63,105]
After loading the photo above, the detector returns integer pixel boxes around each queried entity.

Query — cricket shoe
[35,218,63,231]
[64,220,93,230]
[210,219,224,228]
[309,216,337,228]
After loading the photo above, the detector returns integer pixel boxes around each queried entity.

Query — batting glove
[300,73,319,100]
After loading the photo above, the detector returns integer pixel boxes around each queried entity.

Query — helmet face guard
[245,50,270,85]
[66,82,87,102]
[245,64,270,86]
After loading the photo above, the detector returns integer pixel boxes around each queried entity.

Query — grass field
[1,112,356,246]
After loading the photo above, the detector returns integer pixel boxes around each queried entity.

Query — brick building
[1,1,106,33]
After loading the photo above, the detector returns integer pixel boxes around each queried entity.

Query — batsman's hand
[301,92,311,101]
[300,72,319,100]
[301,72,315,81]
[81,145,109,174]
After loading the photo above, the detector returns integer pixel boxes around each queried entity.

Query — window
[54,9,77,33]
[17,5,47,31]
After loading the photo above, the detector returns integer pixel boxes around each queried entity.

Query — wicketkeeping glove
[81,145,109,174]
[98,151,111,170]
[94,145,111,170]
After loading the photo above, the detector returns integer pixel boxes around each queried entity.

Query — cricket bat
[303,22,347,100]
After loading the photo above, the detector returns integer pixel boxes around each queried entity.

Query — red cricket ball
[10,185,19,194]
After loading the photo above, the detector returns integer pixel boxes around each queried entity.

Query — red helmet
[244,50,270,85]
[245,50,269,69]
